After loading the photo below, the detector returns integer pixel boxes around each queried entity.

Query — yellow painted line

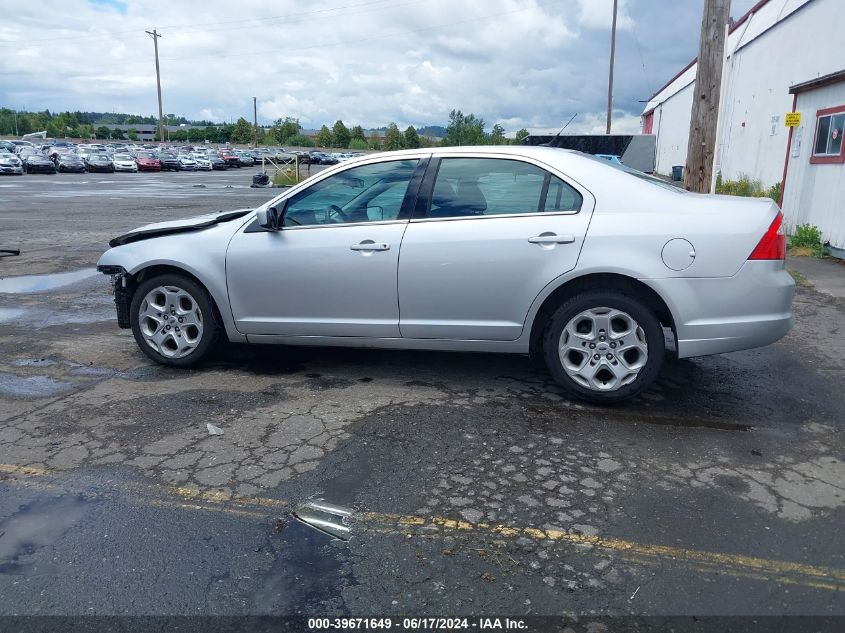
[2,463,843,591]
[0,463,50,476]
[361,512,845,592]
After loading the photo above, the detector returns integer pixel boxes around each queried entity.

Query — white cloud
[0,0,699,133]
[577,0,635,31]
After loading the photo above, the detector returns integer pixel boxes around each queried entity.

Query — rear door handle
[350,241,390,251]
[528,233,575,244]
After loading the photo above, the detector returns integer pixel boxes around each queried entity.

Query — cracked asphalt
[0,171,843,621]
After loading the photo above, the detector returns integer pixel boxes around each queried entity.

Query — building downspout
[779,92,798,208]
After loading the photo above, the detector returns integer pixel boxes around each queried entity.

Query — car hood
[108,208,254,247]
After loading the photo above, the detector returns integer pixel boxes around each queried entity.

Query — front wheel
[129,274,219,367]
[543,291,664,404]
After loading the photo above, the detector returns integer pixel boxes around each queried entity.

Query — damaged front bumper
[97,265,133,329]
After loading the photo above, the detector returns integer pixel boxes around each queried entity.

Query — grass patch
[271,169,300,187]
[789,223,825,257]
[789,246,816,258]
[788,268,810,287]
[715,172,780,200]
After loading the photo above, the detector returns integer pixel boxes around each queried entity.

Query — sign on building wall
[785,112,802,127]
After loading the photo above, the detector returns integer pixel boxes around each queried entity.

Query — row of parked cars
[0,139,367,175]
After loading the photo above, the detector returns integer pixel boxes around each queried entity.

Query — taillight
[748,212,786,260]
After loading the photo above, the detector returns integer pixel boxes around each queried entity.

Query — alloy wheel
[137,285,204,358]
[558,307,648,391]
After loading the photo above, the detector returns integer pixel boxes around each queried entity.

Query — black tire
[543,290,664,404]
[129,274,220,367]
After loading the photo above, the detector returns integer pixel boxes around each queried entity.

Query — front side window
[283,159,418,227]
[428,158,582,219]
[811,107,845,164]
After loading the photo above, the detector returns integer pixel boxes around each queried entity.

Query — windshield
[578,151,687,193]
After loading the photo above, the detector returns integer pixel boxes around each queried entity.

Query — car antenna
[540,113,578,148]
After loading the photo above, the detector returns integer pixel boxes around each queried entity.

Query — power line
[0,0,410,48]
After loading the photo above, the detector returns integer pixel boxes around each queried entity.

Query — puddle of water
[0,268,98,294]
[252,521,346,614]
[0,306,112,328]
[0,495,91,574]
[0,308,27,322]
[0,373,74,399]
[12,358,57,368]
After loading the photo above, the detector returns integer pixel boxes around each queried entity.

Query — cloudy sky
[0,0,758,134]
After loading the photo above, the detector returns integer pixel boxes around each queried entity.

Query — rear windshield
[579,152,687,194]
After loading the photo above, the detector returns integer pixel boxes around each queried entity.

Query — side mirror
[256,204,282,230]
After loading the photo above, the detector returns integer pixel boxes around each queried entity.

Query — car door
[398,154,594,341]
[226,157,425,337]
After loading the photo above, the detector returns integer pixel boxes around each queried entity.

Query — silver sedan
[97,146,794,403]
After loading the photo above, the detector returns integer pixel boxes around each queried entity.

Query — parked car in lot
[23,152,57,174]
[135,153,162,172]
[85,154,115,173]
[177,155,198,171]
[234,151,255,167]
[207,154,228,170]
[97,147,794,403]
[309,152,338,165]
[56,154,87,173]
[156,152,182,171]
[218,150,240,168]
[112,153,139,173]
[192,154,213,171]
[0,150,24,175]
[594,154,623,166]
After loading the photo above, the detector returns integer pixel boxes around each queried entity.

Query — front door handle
[528,233,575,244]
[350,241,390,251]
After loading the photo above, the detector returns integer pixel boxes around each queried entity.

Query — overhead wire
[0,0,410,47]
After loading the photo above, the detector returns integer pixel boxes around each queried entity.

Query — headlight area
[97,265,133,329]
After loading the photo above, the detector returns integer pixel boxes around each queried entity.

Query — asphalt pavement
[0,169,843,628]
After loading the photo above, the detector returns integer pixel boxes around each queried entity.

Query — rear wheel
[543,291,664,404]
[129,274,219,367]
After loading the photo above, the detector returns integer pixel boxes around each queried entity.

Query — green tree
[110,127,125,140]
[204,126,220,143]
[403,125,420,149]
[515,128,530,143]
[127,129,138,141]
[332,120,351,149]
[230,117,254,144]
[350,125,366,143]
[218,124,233,143]
[444,109,485,146]
[77,124,94,139]
[270,117,301,144]
[383,122,404,151]
[349,138,368,151]
[490,123,506,145]
[368,130,381,150]
[316,125,333,148]
[188,127,204,143]
[285,133,314,147]
[95,126,111,140]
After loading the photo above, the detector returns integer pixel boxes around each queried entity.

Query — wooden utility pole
[605,0,618,134]
[146,29,165,143]
[253,96,258,146]
[683,0,731,192]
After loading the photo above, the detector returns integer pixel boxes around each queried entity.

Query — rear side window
[428,158,581,218]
